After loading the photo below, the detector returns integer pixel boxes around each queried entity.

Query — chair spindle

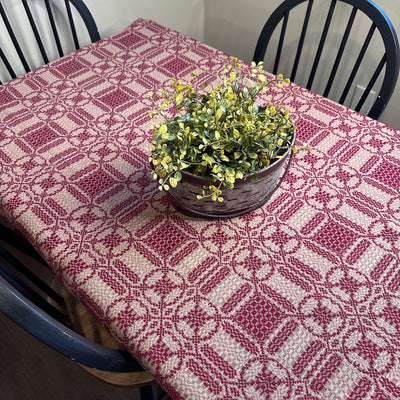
[306,0,337,89]
[339,22,376,104]
[355,55,385,112]
[65,0,80,50]
[0,47,16,81]
[0,2,30,74]
[22,0,50,65]
[291,0,313,81]
[323,6,358,97]
[273,12,289,75]
[45,0,64,58]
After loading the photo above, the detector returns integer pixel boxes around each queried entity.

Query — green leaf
[223,181,234,189]
[212,164,222,173]
[174,171,182,181]
[169,177,178,187]
[215,108,223,121]
[220,154,230,162]
[175,93,183,105]
[202,154,215,165]
[235,171,244,179]
[199,113,210,121]
[166,132,176,140]
[250,174,258,182]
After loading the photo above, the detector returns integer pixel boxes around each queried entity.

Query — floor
[0,301,159,400]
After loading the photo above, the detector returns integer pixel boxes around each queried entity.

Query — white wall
[204,0,400,130]
[84,0,204,41]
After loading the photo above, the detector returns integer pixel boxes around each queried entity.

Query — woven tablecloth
[0,18,399,400]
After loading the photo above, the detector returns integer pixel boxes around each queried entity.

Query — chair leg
[139,384,155,400]
[158,392,172,400]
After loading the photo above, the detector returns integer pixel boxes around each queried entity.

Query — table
[0,18,399,400]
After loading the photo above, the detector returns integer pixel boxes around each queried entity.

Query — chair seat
[53,277,154,386]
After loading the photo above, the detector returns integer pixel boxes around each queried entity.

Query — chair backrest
[0,0,100,83]
[253,0,400,119]
[0,222,157,399]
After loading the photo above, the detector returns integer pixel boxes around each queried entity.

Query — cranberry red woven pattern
[0,19,399,400]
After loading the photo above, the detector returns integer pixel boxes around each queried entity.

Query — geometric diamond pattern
[25,126,59,149]
[235,295,286,343]
[100,89,133,108]
[314,221,357,254]
[373,160,400,189]
[162,56,191,75]
[76,169,117,197]
[118,32,145,48]
[55,58,86,76]
[143,221,190,258]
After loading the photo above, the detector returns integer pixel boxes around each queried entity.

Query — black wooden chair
[253,0,400,119]
[0,0,100,83]
[0,222,176,399]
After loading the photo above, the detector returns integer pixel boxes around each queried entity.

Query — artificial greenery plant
[149,58,302,202]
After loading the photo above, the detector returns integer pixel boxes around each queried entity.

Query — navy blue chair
[0,0,100,83]
[253,0,400,119]
[0,222,170,399]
